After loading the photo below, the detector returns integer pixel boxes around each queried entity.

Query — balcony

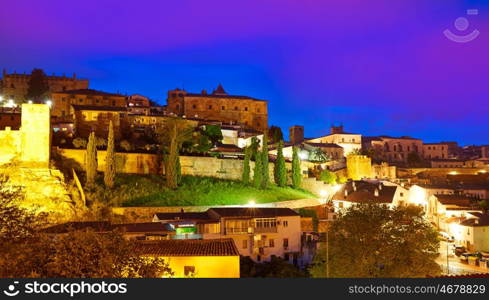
[254,226,277,233]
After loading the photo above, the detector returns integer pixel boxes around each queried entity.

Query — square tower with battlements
[20,104,51,167]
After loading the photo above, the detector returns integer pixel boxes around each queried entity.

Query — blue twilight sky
[0,0,488,145]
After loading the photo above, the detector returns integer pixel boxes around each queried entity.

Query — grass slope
[111,175,315,207]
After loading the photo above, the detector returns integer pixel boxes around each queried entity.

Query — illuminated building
[166,84,268,132]
[153,207,303,265]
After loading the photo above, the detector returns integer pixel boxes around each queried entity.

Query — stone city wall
[57,148,295,180]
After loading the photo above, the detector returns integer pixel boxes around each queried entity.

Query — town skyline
[1,0,488,145]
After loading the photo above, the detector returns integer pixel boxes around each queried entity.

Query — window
[255,218,277,228]
[244,107,248,111]
[283,220,288,227]
[184,266,195,276]
[208,105,212,109]
[112,100,116,106]
[176,104,180,110]
[234,106,238,111]
[79,98,83,103]
[283,238,289,249]
[257,108,261,113]
[221,106,225,110]
[269,239,275,248]
[192,104,197,109]
[242,240,248,249]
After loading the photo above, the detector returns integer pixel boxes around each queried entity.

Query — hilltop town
[1,69,489,278]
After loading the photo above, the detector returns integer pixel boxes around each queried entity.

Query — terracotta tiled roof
[112,222,171,233]
[133,238,239,256]
[154,212,212,221]
[332,181,397,204]
[208,207,299,218]
[304,142,343,148]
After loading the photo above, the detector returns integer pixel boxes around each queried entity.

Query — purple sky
[1,0,488,145]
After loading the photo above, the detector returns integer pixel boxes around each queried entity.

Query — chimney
[201,89,207,95]
[289,125,304,145]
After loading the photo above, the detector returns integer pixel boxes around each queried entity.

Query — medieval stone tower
[20,104,51,167]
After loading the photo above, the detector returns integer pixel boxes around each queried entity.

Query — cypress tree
[104,121,116,188]
[253,147,263,189]
[176,155,182,185]
[242,146,251,184]
[274,140,287,187]
[292,146,301,189]
[261,132,269,189]
[165,122,179,189]
[85,132,98,186]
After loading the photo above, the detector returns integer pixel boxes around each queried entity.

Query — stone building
[422,143,449,160]
[127,94,151,115]
[71,105,128,139]
[51,89,126,120]
[363,136,423,163]
[0,70,89,103]
[0,104,50,167]
[166,84,268,132]
[0,109,21,130]
[306,125,362,156]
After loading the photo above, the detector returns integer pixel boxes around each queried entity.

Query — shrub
[73,137,87,149]
[120,140,132,152]
[319,169,337,184]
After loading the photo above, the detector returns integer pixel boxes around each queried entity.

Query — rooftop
[133,238,240,256]
[71,104,127,112]
[332,181,398,204]
[208,207,299,218]
[54,89,123,97]
[460,213,489,227]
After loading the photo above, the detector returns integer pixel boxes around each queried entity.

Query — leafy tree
[158,118,194,189]
[310,204,440,278]
[261,130,269,189]
[479,199,489,213]
[253,147,263,189]
[242,147,251,184]
[274,140,287,187]
[240,256,307,278]
[309,148,329,163]
[85,132,98,186]
[407,151,422,167]
[320,169,337,184]
[268,126,284,144]
[0,230,173,278]
[291,146,301,188]
[203,125,223,146]
[26,68,49,103]
[104,121,116,189]
[0,176,46,244]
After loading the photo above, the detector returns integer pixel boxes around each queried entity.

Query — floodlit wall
[57,148,281,179]
[0,104,51,167]
[346,155,372,180]
[156,256,240,278]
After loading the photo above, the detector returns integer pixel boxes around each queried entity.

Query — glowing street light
[28,100,33,104]
[248,200,256,207]
[45,100,52,108]
[299,151,308,160]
